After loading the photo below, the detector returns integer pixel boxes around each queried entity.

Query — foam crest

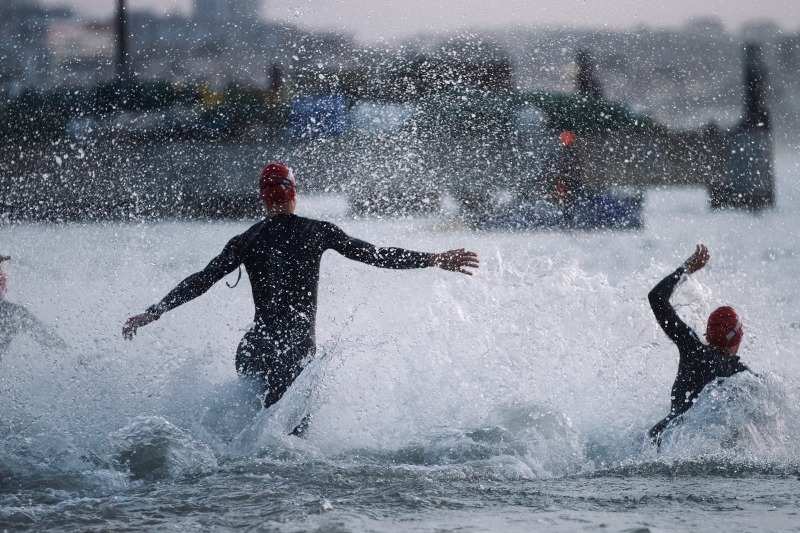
[656,372,800,465]
[109,416,218,480]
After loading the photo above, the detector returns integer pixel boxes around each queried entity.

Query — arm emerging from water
[648,244,709,347]
[3,301,67,350]
[20,307,68,350]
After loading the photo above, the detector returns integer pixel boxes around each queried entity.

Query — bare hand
[684,243,710,275]
[430,249,479,275]
[123,313,158,340]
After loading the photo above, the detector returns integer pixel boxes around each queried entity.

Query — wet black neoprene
[647,267,750,442]
[146,214,430,407]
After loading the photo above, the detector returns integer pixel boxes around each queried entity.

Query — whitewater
[2,150,800,532]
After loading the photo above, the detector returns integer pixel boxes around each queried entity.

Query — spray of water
[2,179,800,489]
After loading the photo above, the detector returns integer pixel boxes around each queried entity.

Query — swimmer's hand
[122,313,158,340]
[429,249,479,275]
[684,243,709,275]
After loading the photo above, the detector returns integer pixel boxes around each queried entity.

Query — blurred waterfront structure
[0,0,70,95]
[505,21,800,135]
[0,2,792,220]
[1,5,798,139]
[1,3,798,124]
[194,0,261,24]
[1,0,355,91]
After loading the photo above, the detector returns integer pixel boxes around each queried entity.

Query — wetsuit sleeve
[733,359,752,375]
[648,266,701,348]
[324,223,430,269]
[146,234,246,318]
[14,304,67,349]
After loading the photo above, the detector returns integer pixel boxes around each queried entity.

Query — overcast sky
[42,0,800,42]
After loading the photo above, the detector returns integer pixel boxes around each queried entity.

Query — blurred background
[1,0,797,224]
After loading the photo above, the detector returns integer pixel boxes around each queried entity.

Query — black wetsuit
[145,214,430,408]
[647,267,750,442]
[553,145,584,224]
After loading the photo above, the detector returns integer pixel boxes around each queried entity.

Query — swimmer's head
[705,306,743,352]
[259,162,296,208]
[559,130,576,147]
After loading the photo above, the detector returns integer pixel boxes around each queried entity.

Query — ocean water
[2,151,800,532]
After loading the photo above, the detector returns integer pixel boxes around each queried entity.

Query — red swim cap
[705,306,743,348]
[259,163,296,206]
[0,267,6,298]
[559,130,576,147]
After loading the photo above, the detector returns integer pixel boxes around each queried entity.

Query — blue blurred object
[290,93,350,140]
[482,203,563,230]
[483,193,642,231]
[572,193,643,229]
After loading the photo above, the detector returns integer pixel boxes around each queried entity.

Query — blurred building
[194,0,262,24]
[0,0,70,94]
[503,19,800,135]
[2,1,800,141]
[48,19,115,87]
[45,4,320,91]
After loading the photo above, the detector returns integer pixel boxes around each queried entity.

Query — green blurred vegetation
[0,80,291,144]
[1,53,657,147]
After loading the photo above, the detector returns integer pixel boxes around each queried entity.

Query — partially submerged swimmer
[0,255,66,356]
[647,244,753,445]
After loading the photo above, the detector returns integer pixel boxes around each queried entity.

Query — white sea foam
[1,153,800,487]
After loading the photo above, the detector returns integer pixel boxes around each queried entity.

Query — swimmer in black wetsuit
[551,130,585,225]
[0,255,66,357]
[123,163,479,417]
[647,244,751,445]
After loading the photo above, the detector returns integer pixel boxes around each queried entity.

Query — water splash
[109,416,218,481]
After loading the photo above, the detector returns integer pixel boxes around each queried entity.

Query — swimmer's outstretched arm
[4,303,68,350]
[24,311,68,350]
[123,232,247,340]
